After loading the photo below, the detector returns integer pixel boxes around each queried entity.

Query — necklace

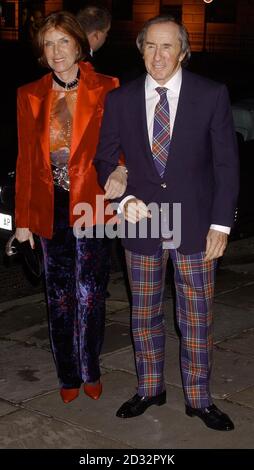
[52,68,80,90]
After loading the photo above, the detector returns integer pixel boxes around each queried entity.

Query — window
[0,1,16,28]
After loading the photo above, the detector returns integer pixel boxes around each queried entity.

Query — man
[29,8,44,39]
[94,16,239,431]
[77,5,111,56]
[77,5,126,199]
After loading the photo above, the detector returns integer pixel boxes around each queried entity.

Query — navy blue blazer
[94,68,239,255]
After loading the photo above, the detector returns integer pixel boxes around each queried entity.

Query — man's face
[33,10,43,28]
[143,22,185,85]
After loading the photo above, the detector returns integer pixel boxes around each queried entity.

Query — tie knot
[155,87,168,98]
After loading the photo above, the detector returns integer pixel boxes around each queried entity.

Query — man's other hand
[123,198,152,224]
[205,229,228,261]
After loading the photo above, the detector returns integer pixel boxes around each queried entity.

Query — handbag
[5,234,43,278]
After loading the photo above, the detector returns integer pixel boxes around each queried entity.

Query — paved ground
[0,237,254,460]
[0,238,126,303]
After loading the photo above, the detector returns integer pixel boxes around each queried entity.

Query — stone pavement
[0,238,254,451]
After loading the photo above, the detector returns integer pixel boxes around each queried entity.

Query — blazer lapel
[70,63,103,158]
[165,69,197,169]
[135,76,162,181]
[28,74,53,168]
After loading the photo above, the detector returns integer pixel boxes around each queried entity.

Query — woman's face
[43,27,78,75]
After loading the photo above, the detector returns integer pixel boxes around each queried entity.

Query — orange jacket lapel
[27,74,53,168]
[71,62,103,158]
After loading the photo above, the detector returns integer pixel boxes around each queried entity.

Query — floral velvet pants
[40,187,110,388]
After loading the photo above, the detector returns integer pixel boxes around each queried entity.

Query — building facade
[1,0,254,55]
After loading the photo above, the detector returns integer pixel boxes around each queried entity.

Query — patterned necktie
[152,87,170,177]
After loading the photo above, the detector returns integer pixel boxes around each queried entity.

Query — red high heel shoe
[60,387,79,404]
[84,382,102,400]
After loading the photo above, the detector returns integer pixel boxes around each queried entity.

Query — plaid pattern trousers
[125,245,217,408]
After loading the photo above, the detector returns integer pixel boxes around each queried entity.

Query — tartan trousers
[125,245,217,408]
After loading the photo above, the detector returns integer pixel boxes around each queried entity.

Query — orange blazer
[15,61,119,239]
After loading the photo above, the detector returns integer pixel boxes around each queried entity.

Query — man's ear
[93,31,100,40]
[87,31,99,50]
[178,51,186,62]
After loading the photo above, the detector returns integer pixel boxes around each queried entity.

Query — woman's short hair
[136,15,191,66]
[33,11,90,68]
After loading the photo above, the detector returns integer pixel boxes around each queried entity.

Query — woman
[15,11,126,404]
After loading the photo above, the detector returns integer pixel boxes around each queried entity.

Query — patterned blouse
[50,89,78,191]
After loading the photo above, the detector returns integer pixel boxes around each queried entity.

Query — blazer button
[161,182,167,189]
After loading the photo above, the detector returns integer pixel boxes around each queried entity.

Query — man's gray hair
[136,15,191,66]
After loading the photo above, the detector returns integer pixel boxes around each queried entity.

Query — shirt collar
[146,67,182,96]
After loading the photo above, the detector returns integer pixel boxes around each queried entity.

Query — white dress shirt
[119,69,230,235]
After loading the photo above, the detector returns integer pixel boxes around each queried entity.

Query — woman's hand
[104,166,128,200]
[15,228,35,249]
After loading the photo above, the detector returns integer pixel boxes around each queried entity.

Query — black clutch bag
[5,235,43,278]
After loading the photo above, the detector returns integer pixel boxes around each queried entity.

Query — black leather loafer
[116,391,166,418]
[186,404,234,431]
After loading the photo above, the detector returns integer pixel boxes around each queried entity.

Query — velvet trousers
[40,187,110,388]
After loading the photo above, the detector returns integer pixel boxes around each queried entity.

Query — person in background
[95,15,239,430]
[77,4,111,58]
[14,11,126,405]
[29,7,44,40]
[77,3,128,269]
[20,5,30,41]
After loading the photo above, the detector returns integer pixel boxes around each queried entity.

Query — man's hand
[104,166,127,200]
[15,228,34,249]
[204,229,228,261]
[123,198,151,224]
